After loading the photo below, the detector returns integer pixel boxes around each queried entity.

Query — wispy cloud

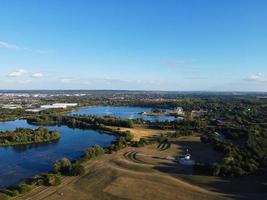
[8,69,45,78]
[0,41,18,49]
[0,40,47,54]
[8,69,28,77]
[244,73,267,82]
[31,73,44,78]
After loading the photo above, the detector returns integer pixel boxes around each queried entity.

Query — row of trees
[107,131,133,152]
[27,114,134,129]
[53,158,85,176]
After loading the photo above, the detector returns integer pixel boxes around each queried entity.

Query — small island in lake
[0,127,61,146]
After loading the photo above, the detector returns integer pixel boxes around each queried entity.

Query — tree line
[0,127,60,146]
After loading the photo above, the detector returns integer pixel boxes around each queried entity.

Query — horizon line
[0,89,266,94]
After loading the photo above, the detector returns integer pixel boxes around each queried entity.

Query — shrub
[210,163,221,176]
[17,183,32,194]
[43,174,62,186]
[54,174,62,186]
[85,145,105,160]
[158,134,168,143]
[137,138,148,147]
[107,138,126,152]
[232,166,246,176]
[5,189,19,197]
[53,158,71,175]
[124,131,133,142]
[70,163,85,176]
[0,194,9,200]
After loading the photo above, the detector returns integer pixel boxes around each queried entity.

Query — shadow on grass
[169,140,224,163]
[152,140,267,200]
[157,142,171,151]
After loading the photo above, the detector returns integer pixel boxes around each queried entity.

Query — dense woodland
[0,108,26,122]
[1,94,267,179]
[27,114,134,129]
[0,127,60,146]
[141,96,267,178]
[24,95,267,178]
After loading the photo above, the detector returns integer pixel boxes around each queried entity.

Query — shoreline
[0,136,61,147]
[0,122,122,190]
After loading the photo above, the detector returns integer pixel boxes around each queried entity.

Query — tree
[85,144,105,159]
[124,131,133,142]
[17,183,32,194]
[70,164,85,176]
[53,158,71,175]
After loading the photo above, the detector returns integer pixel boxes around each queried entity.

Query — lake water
[0,120,115,188]
[70,106,179,122]
[0,106,180,188]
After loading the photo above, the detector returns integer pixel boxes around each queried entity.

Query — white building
[40,103,78,109]
[53,103,77,107]
[41,105,67,109]
[2,104,22,109]
[26,108,46,113]
[174,107,184,115]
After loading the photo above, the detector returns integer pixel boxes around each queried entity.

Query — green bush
[210,163,221,176]
[158,134,168,143]
[124,131,133,142]
[0,189,19,197]
[136,138,148,147]
[0,194,9,200]
[43,174,62,186]
[70,164,85,176]
[85,145,105,159]
[17,183,32,194]
[54,174,62,186]
[53,158,71,175]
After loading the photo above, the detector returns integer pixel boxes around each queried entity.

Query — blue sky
[0,0,267,91]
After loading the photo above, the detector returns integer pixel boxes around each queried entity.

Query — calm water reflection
[0,106,181,187]
[0,120,115,188]
[70,106,180,122]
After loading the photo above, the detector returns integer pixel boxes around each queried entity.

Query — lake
[0,120,115,188]
[0,106,180,188]
[70,106,180,122]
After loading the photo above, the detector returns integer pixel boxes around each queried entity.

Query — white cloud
[0,41,18,49]
[8,70,44,78]
[244,73,267,82]
[8,69,28,77]
[31,73,44,78]
[0,40,47,54]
